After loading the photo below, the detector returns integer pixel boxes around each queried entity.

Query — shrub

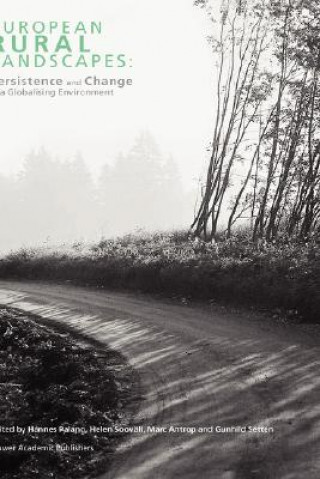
[0,231,319,322]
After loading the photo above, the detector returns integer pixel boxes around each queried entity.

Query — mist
[0,132,195,253]
[0,0,215,252]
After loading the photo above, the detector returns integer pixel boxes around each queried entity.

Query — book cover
[0,1,319,479]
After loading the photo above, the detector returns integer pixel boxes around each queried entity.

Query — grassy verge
[0,231,319,322]
[0,307,139,479]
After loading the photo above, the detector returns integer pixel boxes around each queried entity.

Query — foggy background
[0,0,214,252]
[0,133,196,251]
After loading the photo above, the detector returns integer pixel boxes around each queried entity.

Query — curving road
[0,281,319,478]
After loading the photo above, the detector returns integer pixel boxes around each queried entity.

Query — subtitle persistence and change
[0,76,133,97]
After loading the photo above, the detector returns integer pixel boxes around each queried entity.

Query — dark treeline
[193,0,320,241]
[0,132,191,252]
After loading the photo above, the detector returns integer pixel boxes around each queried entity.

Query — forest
[0,132,190,252]
[1,0,320,323]
[193,0,320,242]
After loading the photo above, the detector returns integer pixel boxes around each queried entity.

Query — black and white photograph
[0,1,319,478]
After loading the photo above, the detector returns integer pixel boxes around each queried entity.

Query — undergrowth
[0,230,319,322]
[0,307,136,478]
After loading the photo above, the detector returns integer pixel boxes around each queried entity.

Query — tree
[258,0,320,240]
[99,132,188,234]
[17,149,98,245]
[192,0,271,239]
[194,0,320,241]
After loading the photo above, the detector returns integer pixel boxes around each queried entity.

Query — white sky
[0,0,214,187]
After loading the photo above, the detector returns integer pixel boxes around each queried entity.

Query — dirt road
[0,280,319,479]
